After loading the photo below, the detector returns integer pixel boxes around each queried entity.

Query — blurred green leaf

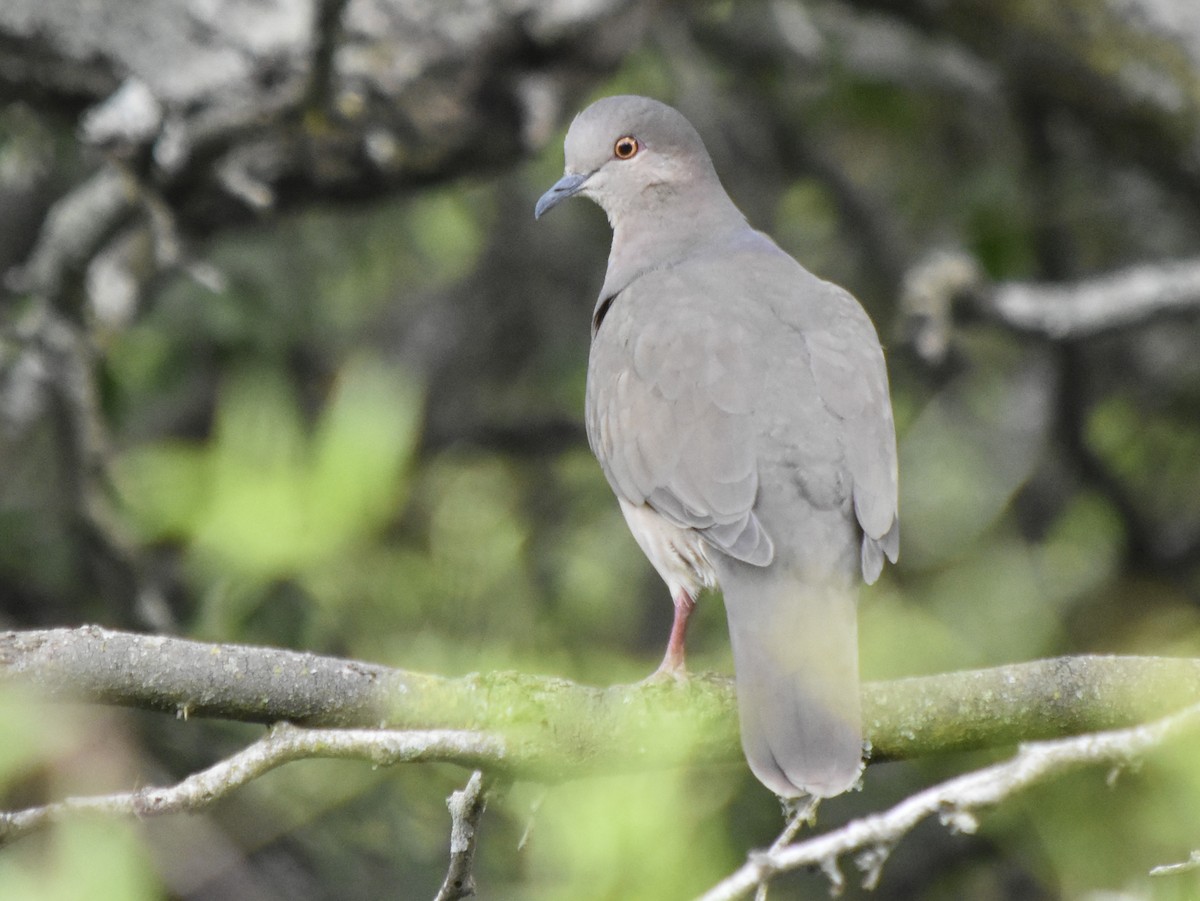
[925,539,1063,666]
[775,179,840,275]
[1088,392,1200,524]
[0,690,162,901]
[898,340,1050,569]
[526,770,739,901]
[1018,740,1200,899]
[0,687,77,786]
[114,442,209,540]
[114,355,420,628]
[0,820,162,901]
[861,584,972,679]
[1037,491,1123,605]
[406,189,487,287]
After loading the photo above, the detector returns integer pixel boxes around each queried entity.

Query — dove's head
[534,95,723,222]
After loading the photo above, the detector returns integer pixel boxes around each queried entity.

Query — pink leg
[653,588,696,678]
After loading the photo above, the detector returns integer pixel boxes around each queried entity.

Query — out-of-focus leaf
[1088,392,1200,525]
[113,356,420,623]
[0,686,76,786]
[525,769,739,901]
[113,442,208,540]
[308,357,421,549]
[1037,491,1123,605]
[1017,736,1200,899]
[899,339,1052,568]
[406,189,487,288]
[924,539,1063,666]
[0,691,162,901]
[775,179,840,274]
[861,584,973,679]
[0,820,162,901]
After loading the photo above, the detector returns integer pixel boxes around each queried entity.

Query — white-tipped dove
[536,95,899,798]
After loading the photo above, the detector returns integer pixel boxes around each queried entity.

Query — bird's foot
[640,651,690,685]
[768,795,821,850]
[780,794,820,829]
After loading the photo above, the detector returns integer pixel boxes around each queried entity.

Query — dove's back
[586,235,897,797]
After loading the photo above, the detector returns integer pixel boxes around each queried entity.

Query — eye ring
[613,135,639,160]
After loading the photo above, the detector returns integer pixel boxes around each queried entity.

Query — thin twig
[754,792,820,898]
[433,770,494,901]
[0,724,505,848]
[516,787,546,851]
[1150,849,1200,877]
[696,701,1200,901]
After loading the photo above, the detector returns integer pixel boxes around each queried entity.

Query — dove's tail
[718,562,862,798]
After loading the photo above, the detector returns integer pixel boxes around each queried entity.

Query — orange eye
[613,135,639,160]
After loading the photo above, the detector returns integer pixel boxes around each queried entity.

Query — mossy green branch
[864,655,1200,759]
[2,626,1199,780]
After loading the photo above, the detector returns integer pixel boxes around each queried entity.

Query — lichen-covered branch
[697,700,1200,901]
[3,627,1200,777]
[863,654,1200,759]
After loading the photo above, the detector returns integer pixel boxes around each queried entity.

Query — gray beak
[535,172,590,219]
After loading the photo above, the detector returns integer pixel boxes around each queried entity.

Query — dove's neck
[599,185,750,299]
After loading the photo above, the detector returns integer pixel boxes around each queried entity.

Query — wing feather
[586,249,898,579]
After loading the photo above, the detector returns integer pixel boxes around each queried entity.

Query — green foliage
[896,339,1049,569]
[524,770,741,901]
[1014,742,1200,900]
[0,689,163,901]
[0,820,162,901]
[774,179,842,276]
[0,687,76,788]
[1089,391,1200,525]
[114,355,419,634]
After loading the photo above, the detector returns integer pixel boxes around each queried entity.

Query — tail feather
[718,561,862,798]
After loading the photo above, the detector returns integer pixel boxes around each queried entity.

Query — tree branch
[1152,850,1200,878]
[0,0,646,228]
[0,722,504,848]
[698,700,1200,901]
[433,770,496,901]
[3,625,1200,873]
[4,627,1200,773]
[846,0,1200,202]
[900,251,1200,367]
[986,258,1200,340]
[4,166,139,300]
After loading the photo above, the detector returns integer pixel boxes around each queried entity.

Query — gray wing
[586,254,898,581]
[585,268,774,566]
[798,281,900,582]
